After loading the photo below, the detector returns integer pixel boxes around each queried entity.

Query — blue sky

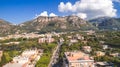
[0,0,120,24]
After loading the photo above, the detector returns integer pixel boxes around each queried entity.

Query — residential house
[110,53,119,57]
[82,46,92,53]
[70,39,78,43]
[102,45,108,50]
[75,34,84,40]
[95,51,105,57]
[38,37,55,44]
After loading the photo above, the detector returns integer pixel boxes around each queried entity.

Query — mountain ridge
[89,17,120,30]
[18,15,96,33]
[0,16,120,36]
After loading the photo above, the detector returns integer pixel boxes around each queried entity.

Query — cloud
[58,0,117,19]
[39,11,48,16]
[35,11,57,18]
[76,13,87,19]
[35,11,48,18]
[58,2,75,12]
[49,13,57,17]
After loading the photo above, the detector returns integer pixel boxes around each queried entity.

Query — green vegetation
[0,37,57,66]
[0,50,21,66]
[58,31,120,66]
[0,31,120,66]
[36,43,56,67]
[35,54,51,67]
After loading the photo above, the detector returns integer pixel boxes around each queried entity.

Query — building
[95,62,114,67]
[3,49,43,67]
[85,30,95,35]
[95,51,105,57]
[38,37,55,43]
[95,35,105,38]
[70,39,78,43]
[59,38,64,42]
[75,34,84,40]
[67,36,72,39]
[38,38,46,43]
[4,42,20,45]
[110,53,119,57]
[102,45,108,50]
[46,37,55,43]
[63,51,94,67]
[82,46,92,53]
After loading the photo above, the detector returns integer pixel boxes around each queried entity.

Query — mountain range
[89,17,120,30]
[0,19,17,36]
[0,16,120,36]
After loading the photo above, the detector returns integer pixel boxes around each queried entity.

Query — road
[48,42,63,67]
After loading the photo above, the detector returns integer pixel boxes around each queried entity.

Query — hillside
[0,19,17,36]
[89,17,120,30]
[19,16,96,33]
[2,16,120,36]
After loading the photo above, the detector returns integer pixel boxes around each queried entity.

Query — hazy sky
[0,0,120,24]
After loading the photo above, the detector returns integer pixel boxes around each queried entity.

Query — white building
[102,45,108,50]
[70,39,78,43]
[82,46,92,53]
[3,49,43,67]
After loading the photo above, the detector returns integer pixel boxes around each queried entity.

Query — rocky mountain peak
[34,15,86,24]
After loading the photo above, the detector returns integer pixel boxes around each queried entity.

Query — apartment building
[63,51,94,67]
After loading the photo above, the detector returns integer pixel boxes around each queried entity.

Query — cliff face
[35,16,86,24]
[19,15,94,33]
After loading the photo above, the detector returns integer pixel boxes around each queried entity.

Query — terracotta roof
[65,51,92,61]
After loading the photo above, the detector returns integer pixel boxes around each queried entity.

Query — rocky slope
[89,17,120,30]
[0,19,16,36]
[19,15,96,33]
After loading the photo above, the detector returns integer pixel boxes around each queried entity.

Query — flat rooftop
[64,51,93,61]
[3,63,23,67]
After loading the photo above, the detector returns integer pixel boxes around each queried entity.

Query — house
[46,37,55,43]
[82,46,92,53]
[4,42,20,45]
[95,62,114,67]
[59,38,64,42]
[67,36,72,39]
[0,37,5,40]
[86,30,95,35]
[95,51,105,56]
[110,53,119,57]
[102,45,108,50]
[38,38,46,43]
[63,51,94,67]
[38,37,55,44]
[96,35,105,38]
[70,39,78,43]
[75,34,84,40]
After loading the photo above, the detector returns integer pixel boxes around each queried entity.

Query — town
[0,30,120,67]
